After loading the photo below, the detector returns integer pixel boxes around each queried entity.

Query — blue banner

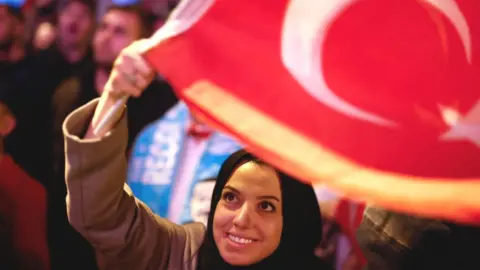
[127,102,240,224]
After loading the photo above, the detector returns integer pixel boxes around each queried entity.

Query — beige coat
[63,99,205,270]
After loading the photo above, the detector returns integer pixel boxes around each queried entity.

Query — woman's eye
[258,201,276,212]
[222,192,237,203]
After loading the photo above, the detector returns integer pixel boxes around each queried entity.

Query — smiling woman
[63,97,330,269]
[214,160,283,265]
[196,150,329,269]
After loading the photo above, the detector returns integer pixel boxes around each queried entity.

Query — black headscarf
[196,149,330,270]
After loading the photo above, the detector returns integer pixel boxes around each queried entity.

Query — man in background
[48,4,177,269]
[0,2,25,64]
[0,1,44,184]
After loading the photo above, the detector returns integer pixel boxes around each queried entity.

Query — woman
[63,41,330,269]
[196,150,328,269]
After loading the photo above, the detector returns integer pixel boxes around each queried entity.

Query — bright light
[439,105,461,127]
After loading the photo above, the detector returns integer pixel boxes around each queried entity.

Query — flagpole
[92,36,157,137]
[92,96,128,137]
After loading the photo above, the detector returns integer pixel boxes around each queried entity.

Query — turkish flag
[140,0,480,225]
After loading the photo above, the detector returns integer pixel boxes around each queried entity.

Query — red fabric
[21,0,34,12]
[0,155,50,270]
[24,0,32,9]
[144,0,480,224]
[187,123,212,139]
[336,200,366,267]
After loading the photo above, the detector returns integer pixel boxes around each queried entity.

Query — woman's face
[213,161,283,266]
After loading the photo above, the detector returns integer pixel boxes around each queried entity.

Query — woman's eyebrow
[223,185,240,194]
[224,186,280,202]
[257,195,280,202]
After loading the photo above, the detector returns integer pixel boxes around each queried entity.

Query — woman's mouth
[226,233,257,245]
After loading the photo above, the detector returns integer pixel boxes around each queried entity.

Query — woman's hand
[85,40,156,139]
[103,39,155,99]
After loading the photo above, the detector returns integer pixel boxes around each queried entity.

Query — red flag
[141,0,480,224]
[336,199,366,266]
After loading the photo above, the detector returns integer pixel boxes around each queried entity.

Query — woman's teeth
[228,234,253,244]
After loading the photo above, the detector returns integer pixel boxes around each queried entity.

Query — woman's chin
[220,252,254,266]
[217,241,258,266]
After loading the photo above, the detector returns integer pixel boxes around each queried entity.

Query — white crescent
[423,0,472,63]
[281,0,472,127]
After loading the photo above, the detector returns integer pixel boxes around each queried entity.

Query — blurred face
[93,9,142,67]
[213,162,283,266]
[0,102,15,139]
[58,2,94,48]
[0,6,17,50]
[190,180,216,226]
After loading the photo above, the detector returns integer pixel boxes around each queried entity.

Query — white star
[440,100,480,147]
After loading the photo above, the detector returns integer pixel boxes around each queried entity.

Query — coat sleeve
[63,99,204,270]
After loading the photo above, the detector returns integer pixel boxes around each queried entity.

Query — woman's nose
[232,203,253,228]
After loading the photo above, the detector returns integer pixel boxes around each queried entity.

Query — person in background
[26,0,96,99]
[33,0,95,82]
[27,0,57,51]
[48,4,177,270]
[30,2,97,269]
[0,91,49,270]
[50,3,177,183]
[0,1,26,119]
[0,2,25,64]
[0,1,51,187]
[10,0,96,188]
[75,3,178,152]
[26,0,95,180]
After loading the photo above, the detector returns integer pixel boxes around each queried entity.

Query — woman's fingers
[105,39,156,99]
[108,70,141,98]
